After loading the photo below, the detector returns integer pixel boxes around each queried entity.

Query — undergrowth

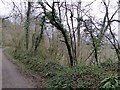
[4,47,119,89]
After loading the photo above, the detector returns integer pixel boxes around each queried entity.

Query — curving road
[1,48,32,88]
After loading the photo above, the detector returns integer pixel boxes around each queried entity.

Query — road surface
[1,48,32,88]
[0,48,2,90]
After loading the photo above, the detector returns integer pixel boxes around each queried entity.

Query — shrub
[98,74,120,89]
[100,59,113,68]
[46,62,103,88]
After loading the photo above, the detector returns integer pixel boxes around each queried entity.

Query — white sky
[0,0,119,36]
[0,0,118,17]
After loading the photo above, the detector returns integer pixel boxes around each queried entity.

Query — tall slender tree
[25,2,31,49]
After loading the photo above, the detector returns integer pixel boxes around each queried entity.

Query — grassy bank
[4,47,120,89]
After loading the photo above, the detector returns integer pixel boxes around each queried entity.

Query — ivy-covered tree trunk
[34,17,45,53]
[25,2,31,50]
[77,0,81,59]
[39,1,75,67]
[48,16,74,67]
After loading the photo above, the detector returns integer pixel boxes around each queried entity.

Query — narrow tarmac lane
[1,48,32,88]
[0,48,2,89]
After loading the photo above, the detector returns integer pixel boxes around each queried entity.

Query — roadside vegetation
[4,47,119,89]
[2,0,120,89]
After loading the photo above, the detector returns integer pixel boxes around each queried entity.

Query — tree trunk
[25,2,31,50]
[77,0,81,59]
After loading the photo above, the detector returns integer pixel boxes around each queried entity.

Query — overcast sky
[0,0,118,17]
[0,0,119,35]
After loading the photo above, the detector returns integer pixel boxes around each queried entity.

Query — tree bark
[25,2,31,50]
